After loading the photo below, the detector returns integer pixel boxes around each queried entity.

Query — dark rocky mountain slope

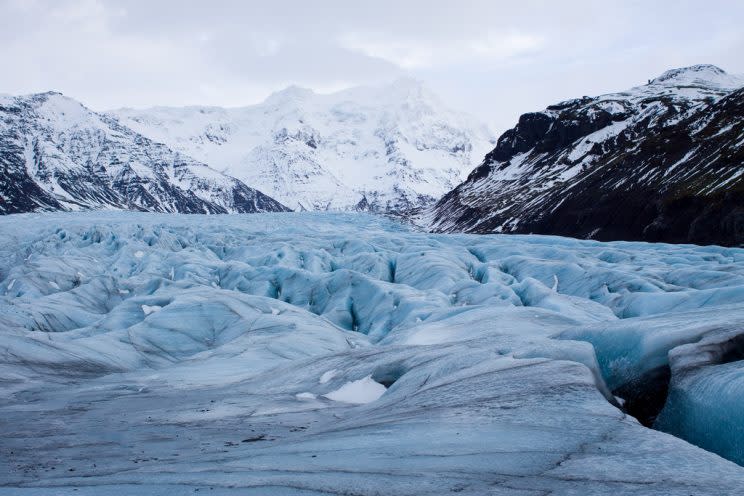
[427,65,744,246]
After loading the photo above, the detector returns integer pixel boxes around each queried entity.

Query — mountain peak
[111,80,494,213]
[264,85,315,106]
[655,64,725,80]
[388,76,426,91]
[650,64,741,89]
[36,90,66,98]
[386,76,433,100]
[16,91,68,104]
[15,91,98,128]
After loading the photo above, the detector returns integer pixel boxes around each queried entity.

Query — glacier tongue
[1,212,744,494]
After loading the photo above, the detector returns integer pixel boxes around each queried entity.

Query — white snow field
[1,212,744,495]
[110,79,494,213]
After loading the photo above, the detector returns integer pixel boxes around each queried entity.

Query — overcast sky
[3,0,744,134]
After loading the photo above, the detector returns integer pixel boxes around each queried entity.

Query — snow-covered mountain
[427,64,744,246]
[110,78,494,212]
[0,92,289,214]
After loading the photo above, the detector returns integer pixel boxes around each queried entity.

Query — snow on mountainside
[110,78,494,212]
[0,92,289,214]
[428,64,744,246]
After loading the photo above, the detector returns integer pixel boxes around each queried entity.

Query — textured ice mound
[323,375,387,404]
[1,212,744,494]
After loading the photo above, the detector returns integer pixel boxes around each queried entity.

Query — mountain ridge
[0,91,289,215]
[426,64,744,246]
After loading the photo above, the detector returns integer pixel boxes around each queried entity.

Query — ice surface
[1,212,743,495]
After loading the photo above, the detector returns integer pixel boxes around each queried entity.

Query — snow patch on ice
[319,369,339,384]
[323,375,387,404]
[141,304,162,316]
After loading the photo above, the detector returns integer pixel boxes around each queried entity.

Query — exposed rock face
[428,65,744,246]
[0,92,289,214]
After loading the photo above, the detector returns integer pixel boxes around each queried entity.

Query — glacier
[1,212,744,495]
[110,79,494,213]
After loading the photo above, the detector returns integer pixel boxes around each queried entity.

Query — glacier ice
[1,211,744,495]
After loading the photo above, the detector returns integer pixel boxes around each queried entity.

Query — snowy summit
[110,78,494,212]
